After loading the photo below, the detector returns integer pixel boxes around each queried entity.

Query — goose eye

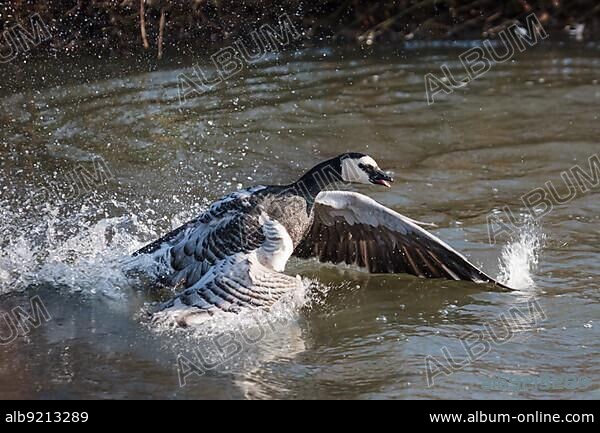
[358,163,376,173]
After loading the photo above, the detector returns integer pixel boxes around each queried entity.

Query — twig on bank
[357,0,437,42]
[158,7,166,59]
[140,0,149,50]
[447,14,486,37]
[486,19,519,36]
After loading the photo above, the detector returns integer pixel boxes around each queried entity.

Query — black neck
[292,157,343,202]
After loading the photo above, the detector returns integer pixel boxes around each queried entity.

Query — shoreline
[0,1,598,61]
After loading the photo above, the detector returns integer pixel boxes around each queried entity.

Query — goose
[134,153,511,327]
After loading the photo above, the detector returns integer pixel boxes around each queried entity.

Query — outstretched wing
[133,187,303,327]
[133,187,267,288]
[294,191,511,290]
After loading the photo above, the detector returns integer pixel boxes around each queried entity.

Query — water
[0,44,598,399]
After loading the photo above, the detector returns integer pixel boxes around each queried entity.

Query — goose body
[135,153,510,327]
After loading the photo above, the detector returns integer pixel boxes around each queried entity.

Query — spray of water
[0,194,316,330]
[497,220,545,291]
[0,197,162,297]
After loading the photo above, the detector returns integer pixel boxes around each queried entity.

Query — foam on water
[497,221,546,291]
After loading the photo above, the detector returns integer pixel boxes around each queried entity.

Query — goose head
[340,153,394,188]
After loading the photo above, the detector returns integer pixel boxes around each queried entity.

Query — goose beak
[370,170,394,188]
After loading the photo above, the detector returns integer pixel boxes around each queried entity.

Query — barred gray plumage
[133,153,511,327]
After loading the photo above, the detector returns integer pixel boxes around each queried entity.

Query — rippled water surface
[0,44,598,399]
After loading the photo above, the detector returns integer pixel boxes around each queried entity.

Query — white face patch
[341,156,379,184]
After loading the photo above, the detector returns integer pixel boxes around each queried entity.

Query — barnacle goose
[134,153,511,327]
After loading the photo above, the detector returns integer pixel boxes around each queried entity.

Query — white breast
[257,213,294,272]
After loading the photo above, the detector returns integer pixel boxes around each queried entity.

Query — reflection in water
[0,45,598,399]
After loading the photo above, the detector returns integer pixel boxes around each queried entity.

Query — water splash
[0,197,166,297]
[0,193,316,329]
[34,216,143,299]
[497,221,545,291]
[150,280,313,380]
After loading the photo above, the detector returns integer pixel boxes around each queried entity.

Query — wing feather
[294,191,511,290]
[133,187,303,327]
[152,254,303,327]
